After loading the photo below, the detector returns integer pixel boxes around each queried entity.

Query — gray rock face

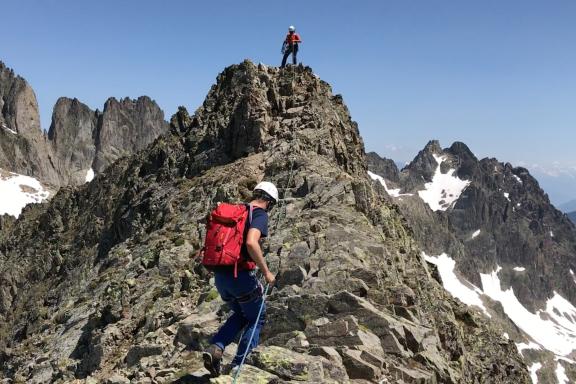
[1,61,169,189]
[48,97,99,185]
[0,62,529,383]
[48,96,169,185]
[0,61,60,185]
[367,151,399,182]
[93,96,169,173]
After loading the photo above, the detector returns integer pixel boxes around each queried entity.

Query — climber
[281,25,302,68]
[202,182,278,377]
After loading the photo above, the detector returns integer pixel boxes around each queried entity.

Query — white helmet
[254,181,279,203]
[288,25,295,32]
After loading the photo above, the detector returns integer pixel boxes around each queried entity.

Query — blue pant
[211,270,266,365]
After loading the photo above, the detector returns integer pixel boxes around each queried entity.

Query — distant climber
[201,182,278,377]
[281,25,302,68]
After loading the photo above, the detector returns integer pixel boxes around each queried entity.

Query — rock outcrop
[0,62,529,383]
[568,211,576,224]
[0,62,60,186]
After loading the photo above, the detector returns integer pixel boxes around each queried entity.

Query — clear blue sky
[2,0,575,200]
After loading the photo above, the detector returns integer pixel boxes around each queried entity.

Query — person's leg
[232,296,266,365]
[204,272,246,376]
[281,52,289,68]
[210,300,247,350]
[292,45,298,65]
[281,46,292,67]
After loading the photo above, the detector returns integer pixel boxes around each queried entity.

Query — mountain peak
[175,60,366,177]
[447,141,478,162]
[422,139,443,154]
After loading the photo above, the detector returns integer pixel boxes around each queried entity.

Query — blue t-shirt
[240,206,268,260]
[248,206,269,237]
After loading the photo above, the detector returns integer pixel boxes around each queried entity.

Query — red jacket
[285,32,302,44]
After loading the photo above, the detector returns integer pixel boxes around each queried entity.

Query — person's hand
[264,271,276,286]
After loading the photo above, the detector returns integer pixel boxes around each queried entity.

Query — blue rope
[232,283,270,383]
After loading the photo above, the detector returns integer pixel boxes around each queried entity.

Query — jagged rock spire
[174,61,367,178]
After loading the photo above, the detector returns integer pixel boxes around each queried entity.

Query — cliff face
[0,62,528,383]
[48,96,169,186]
[0,61,169,190]
[47,97,99,185]
[0,62,60,186]
[93,96,169,174]
[368,142,576,383]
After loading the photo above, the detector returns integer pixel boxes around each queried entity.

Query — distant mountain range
[568,211,576,224]
[368,141,576,382]
[559,199,576,213]
[0,60,168,190]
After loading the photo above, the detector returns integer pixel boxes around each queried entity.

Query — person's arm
[245,228,276,285]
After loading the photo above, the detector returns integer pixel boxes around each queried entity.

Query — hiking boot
[221,363,238,376]
[202,344,223,377]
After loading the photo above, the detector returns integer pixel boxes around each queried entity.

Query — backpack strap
[234,203,254,278]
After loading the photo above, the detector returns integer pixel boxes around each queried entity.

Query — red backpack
[201,203,256,277]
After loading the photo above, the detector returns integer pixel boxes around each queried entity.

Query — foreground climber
[201,182,278,377]
[281,25,302,68]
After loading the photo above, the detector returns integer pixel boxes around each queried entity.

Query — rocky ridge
[367,141,576,383]
[0,62,529,383]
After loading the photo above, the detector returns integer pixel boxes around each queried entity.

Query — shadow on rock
[172,373,212,384]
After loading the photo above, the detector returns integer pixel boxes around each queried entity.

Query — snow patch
[528,363,542,384]
[513,174,523,184]
[423,253,490,317]
[556,361,569,384]
[516,341,542,355]
[471,229,481,239]
[367,171,413,198]
[481,269,576,357]
[417,154,470,211]
[571,270,576,285]
[513,267,526,272]
[550,231,554,238]
[504,192,511,201]
[0,170,50,218]
[503,333,509,339]
[1,123,17,135]
[85,168,95,183]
